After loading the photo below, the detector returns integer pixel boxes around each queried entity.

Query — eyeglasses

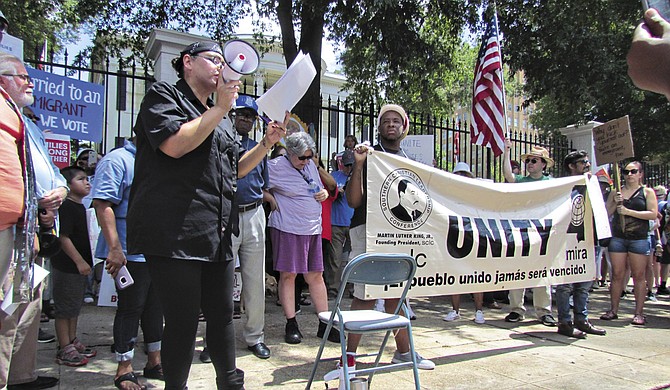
[576,159,590,164]
[1,74,32,84]
[298,154,314,161]
[623,168,639,175]
[191,55,223,67]
[525,158,543,164]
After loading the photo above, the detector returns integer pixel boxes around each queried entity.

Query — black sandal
[143,363,164,380]
[114,372,147,390]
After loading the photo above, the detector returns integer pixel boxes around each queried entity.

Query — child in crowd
[51,166,97,366]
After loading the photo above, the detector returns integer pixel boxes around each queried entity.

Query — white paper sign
[256,51,317,122]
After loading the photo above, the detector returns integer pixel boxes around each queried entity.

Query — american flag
[470,17,505,156]
[37,41,46,70]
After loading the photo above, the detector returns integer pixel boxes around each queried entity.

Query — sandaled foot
[631,314,646,326]
[143,363,164,380]
[114,372,147,390]
[599,310,618,320]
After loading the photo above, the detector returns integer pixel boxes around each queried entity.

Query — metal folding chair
[306,253,420,390]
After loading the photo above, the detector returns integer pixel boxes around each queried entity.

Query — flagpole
[492,2,509,140]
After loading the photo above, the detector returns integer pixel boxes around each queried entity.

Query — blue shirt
[92,141,144,262]
[331,170,354,227]
[236,136,268,205]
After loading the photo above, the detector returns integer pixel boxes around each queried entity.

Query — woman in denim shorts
[601,161,658,325]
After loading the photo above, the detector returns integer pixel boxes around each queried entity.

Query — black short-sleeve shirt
[51,199,92,274]
[127,79,242,262]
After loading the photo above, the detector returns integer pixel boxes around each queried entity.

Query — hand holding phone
[115,265,135,290]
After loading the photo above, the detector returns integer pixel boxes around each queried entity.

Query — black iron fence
[24,52,670,188]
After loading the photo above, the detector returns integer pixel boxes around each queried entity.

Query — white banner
[364,152,606,299]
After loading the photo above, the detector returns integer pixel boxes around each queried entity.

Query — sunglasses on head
[298,154,313,161]
[525,158,542,164]
[623,168,639,175]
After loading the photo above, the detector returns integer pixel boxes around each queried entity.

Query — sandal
[631,314,646,326]
[600,310,618,320]
[114,372,147,390]
[143,363,164,380]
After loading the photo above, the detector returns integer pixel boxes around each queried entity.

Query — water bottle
[308,179,320,195]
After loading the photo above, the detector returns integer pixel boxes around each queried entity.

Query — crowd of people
[2,5,670,390]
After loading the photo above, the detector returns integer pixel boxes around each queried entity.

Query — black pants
[113,261,163,358]
[146,256,243,390]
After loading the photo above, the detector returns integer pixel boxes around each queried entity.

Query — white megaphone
[221,39,260,82]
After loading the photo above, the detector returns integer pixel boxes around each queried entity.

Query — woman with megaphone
[127,40,288,390]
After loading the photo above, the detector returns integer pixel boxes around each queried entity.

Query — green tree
[495,0,670,159]
[329,1,478,116]
[1,0,90,60]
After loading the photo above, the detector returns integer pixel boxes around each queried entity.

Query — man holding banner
[555,151,606,338]
[502,139,557,326]
[344,104,435,370]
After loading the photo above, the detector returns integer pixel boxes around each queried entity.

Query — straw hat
[521,146,554,169]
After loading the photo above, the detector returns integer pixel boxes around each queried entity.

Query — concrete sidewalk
[35,286,670,389]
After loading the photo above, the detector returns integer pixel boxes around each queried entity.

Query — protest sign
[401,135,434,166]
[592,116,635,165]
[26,68,105,143]
[362,152,606,299]
[0,33,23,61]
[44,133,71,168]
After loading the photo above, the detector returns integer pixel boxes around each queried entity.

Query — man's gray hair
[285,131,316,157]
[0,52,22,75]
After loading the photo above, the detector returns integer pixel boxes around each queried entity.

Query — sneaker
[657,285,670,295]
[539,314,558,327]
[56,344,88,367]
[71,337,97,358]
[391,350,435,370]
[505,312,524,322]
[442,310,460,322]
[38,329,56,343]
[474,310,485,324]
[646,291,658,302]
[83,296,94,304]
[324,353,356,383]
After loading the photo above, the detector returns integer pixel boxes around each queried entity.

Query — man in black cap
[127,41,287,389]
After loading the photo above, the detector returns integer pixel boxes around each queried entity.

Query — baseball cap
[235,95,258,113]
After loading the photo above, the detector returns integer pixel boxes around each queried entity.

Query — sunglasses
[191,54,223,67]
[298,154,313,161]
[575,159,590,164]
[525,158,543,164]
[623,168,639,175]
